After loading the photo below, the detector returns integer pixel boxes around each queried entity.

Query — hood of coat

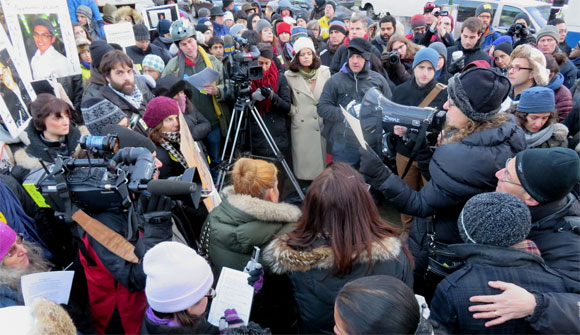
[460,118,526,151]
[448,243,546,268]
[262,235,403,274]
[546,72,564,91]
[220,186,302,224]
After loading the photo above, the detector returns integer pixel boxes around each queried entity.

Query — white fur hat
[511,44,549,86]
[144,242,213,313]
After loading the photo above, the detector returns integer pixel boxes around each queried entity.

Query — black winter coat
[527,292,580,334]
[527,195,580,290]
[249,74,292,156]
[155,142,185,179]
[559,57,579,90]
[446,44,491,74]
[377,119,527,245]
[318,64,391,150]
[126,44,171,69]
[430,244,572,334]
[263,236,413,334]
[317,41,339,67]
[82,77,154,118]
[329,44,383,74]
[141,314,219,334]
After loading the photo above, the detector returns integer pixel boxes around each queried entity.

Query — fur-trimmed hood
[0,298,76,334]
[221,185,302,223]
[552,122,569,141]
[114,6,144,25]
[262,236,403,274]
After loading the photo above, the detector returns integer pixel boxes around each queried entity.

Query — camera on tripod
[226,37,263,97]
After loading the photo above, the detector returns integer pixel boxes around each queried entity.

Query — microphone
[223,35,235,56]
[146,179,198,196]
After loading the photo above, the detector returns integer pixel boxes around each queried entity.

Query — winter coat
[263,236,413,334]
[329,44,383,75]
[385,58,414,86]
[318,64,392,151]
[480,26,502,51]
[309,5,325,21]
[430,244,572,334]
[528,195,580,290]
[446,43,491,74]
[126,45,171,70]
[152,36,173,53]
[559,57,579,90]
[285,66,330,180]
[249,73,292,156]
[0,284,22,308]
[202,185,300,273]
[371,34,389,53]
[546,72,573,121]
[318,41,341,67]
[154,142,185,179]
[527,292,580,334]
[162,51,230,133]
[525,123,569,149]
[58,74,84,115]
[12,122,88,171]
[377,119,527,245]
[141,314,219,335]
[82,74,154,115]
[419,29,456,48]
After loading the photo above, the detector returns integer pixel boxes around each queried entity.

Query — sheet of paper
[104,22,137,49]
[185,67,220,92]
[340,105,368,148]
[20,271,74,306]
[208,267,254,326]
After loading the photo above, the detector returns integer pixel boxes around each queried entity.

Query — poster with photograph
[0,25,35,138]
[1,0,81,81]
[142,4,179,30]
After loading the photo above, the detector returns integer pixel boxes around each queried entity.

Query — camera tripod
[216,94,305,200]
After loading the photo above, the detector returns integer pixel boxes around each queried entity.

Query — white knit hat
[143,242,214,313]
[293,37,315,57]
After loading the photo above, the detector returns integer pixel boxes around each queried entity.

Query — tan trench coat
[285,66,331,180]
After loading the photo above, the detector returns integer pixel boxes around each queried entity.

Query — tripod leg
[216,102,249,191]
[248,106,305,200]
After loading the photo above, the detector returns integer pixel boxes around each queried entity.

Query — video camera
[24,135,201,221]
[226,36,263,97]
[360,88,446,149]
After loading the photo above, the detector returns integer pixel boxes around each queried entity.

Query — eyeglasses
[4,234,24,259]
[205,288,216,299]
[33,32,53,39]
[507,65,533,72]
[500,158,522,187]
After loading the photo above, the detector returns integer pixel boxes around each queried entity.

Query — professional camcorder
[226,36,263,97]
[24,135,201,221]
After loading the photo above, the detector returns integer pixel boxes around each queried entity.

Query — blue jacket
[0,284,22,308]
[430,244,573,334]
[211,21,230,37]
[559,57,579,90]
[480,26,501,51]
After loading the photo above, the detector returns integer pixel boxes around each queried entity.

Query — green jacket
[162,50,230,133]
[201,186,300,274]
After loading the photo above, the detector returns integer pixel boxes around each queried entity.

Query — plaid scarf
[511,239,541,257]
[108,83,143,110]
[160,132,188,169]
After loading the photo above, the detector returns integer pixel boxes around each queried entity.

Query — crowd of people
[0,0,579,334]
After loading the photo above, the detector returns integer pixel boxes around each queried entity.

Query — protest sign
[1,0,80,80]
[142,4,179,30]
[104,22,136,49]
[0,25,35,137]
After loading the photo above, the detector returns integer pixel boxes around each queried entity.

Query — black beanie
[515,148,580,203]
[494,42,513,56]
[347,37,372,61]
[514,12,531,26]
[326,0,336,11]
[154,75,190,98]
[315,0,326,7]
[447,67,511,121]
[195,24,209,34]
[90,40,114,70]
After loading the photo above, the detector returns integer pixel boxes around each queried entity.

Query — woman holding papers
[0,222,51,308]
[263,163,413,334]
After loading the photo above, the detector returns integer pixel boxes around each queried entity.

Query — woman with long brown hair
[263,162,413,334]
[384,35,423,85]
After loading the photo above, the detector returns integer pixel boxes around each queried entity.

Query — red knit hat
[143,96,180,129]
[277,22,291,36]
[411,14,426,29]
[0,222,17,260]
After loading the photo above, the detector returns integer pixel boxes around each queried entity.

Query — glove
[259,86,272,100]
[359,146,391,187]
[251,90,265,101]
[448,58,465,75]
[507,23,517,36]
[219,308,244,333]
[247,264,264,294]
[142,193,173,224]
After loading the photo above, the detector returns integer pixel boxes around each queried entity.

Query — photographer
[359,68,526,299]
[383,35,421,85]
[420,12,455,48]
[505,15,536,49]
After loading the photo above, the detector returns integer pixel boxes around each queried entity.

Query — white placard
[20,271,75,306]
[208,267,254,326]
[1,0,80,80]
[0,24,35,138]
[142,4,179,30]
[104,22,136,49]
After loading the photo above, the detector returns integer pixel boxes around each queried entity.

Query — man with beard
[446,17,491,75]
[372,14,396,53]
[90,50,152,133]
[318,20,346,66]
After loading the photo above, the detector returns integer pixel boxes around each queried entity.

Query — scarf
[299,67,317,80]
[160,132,189,169]
[511,239,541,257]
[184,54,196,67]
[145,307,181,327]
[107,83,143,110]
[525,124,554,148]
[80,60,91,70]
[251,60,279,115]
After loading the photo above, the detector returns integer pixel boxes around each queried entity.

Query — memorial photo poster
[1,0,81,81]
[0,25,35,137]
[142,4,179,30]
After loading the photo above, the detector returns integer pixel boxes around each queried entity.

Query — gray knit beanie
[256,19,273,33]
[458,192,531,247]
[536,25,559,43]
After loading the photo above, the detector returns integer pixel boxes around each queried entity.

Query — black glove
[359,147,391,187]
[259,86,272,100]
[448,58,465,75]
[142,193,174,224]
[507,23,517,36]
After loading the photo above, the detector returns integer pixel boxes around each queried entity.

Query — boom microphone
[146,179,198,196]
